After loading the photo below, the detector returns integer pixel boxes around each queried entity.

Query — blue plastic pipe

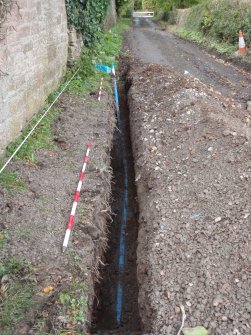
[112,63,129,325]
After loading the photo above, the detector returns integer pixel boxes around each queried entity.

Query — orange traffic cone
[238,30,248,56]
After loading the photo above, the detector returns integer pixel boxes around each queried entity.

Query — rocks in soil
[128,62,251,335]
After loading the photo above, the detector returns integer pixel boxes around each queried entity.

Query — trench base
[91,81,141,334]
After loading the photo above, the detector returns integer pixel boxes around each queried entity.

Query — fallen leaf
[43,285,54,294]
[183,326,208,335]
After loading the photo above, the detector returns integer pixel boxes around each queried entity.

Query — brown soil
[127,60,251,334]
[123,20,251,334]
[0,90,115,334]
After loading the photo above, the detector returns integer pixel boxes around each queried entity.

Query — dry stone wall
[0,0,68,154]
[104,0,117,30]
[68,27,83,65]
[176,8,191,28]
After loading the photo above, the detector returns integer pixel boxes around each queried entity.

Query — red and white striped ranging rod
[62,141,92,252]
[98,77,103,101]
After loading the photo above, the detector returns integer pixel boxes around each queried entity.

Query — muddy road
[127,18,251,105]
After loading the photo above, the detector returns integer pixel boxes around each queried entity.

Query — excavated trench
[91,75,142,334]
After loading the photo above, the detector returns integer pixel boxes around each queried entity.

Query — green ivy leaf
[66,0,109,47]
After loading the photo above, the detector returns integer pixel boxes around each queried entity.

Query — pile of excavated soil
[0,90,115,334]
[128,62,251,335]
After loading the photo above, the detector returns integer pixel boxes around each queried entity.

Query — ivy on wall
[65,0,110,47]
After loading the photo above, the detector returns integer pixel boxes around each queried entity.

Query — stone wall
[104,0,117,30]
[0,0,68,154]
[176,8,191,28]
[0,0,117,155]
[68,27,83,65]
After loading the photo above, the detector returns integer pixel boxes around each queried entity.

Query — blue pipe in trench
[112,64,129,324]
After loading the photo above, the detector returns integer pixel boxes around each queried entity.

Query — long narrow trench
[91,75,141,334]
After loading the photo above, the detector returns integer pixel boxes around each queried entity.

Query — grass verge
[0,231,8,249]
[6,107,61,163]
[0,170,25,191]
[59,281,87,327]
[65,18,131,94]
[31,280,87,335]
[0,258,35,335]
[172,27,236,55]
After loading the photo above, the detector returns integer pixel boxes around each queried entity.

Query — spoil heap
[128,62,251,335]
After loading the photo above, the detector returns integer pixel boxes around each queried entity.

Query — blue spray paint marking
[116,166,129,321]
[95,64,112,74]
[116,281,123,323]
[112,63,130,325]
[112,64,121,128]
[118,183,128,271]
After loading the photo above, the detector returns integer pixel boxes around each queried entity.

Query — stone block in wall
[67,26,83,65]
[104,0,117,30]
[176,9,191,28]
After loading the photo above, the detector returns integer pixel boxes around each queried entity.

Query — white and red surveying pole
[62,141,92,252]
[98,77,104,101]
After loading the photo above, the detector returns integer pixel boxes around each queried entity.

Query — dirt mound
[128,62,251,334]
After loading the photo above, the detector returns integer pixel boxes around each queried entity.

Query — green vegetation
[78,205,88,219]
[6,107,61,163]
[154,0,251,58]
[116,0,134,17]
[66,0,110,47]
[65,161,75,170]
[30,276,88,335]
[15,227,32,241]
[141,0,204,12]
[0,231,8,249]
[116,0,205,18]
[184,326,208,335]
[1,16,130,167]
[0,258,35,335]
[66,18,131,94]
[142,0,251,50]
[184,0,251,46]
[173,27,236,55]
[59,282,87,326]
[0,170,25,191]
